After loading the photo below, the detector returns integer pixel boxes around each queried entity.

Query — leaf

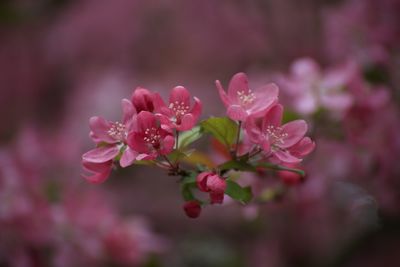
[182,151,215,168]
[257,162,305,177]
[225,180,253,204]
[178,126,203,149]
[181,172,197,201]
[218,160,256,172]
[200,117,238,148]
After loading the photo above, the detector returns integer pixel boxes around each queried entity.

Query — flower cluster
[82,73,315,218]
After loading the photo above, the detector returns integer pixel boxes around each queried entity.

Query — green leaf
[218,160,256,172]
[200,117,238,148]
[180,172,198,201]
[178,126,203,149]
[225,180,253,204]
[257,162,305,177]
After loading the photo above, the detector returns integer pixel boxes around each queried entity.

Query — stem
[162,155,175,169]
[175,130,179,150]
[234,121,242,159]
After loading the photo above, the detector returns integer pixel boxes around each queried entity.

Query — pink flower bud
[183,201,202,218]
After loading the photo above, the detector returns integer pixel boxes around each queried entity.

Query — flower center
[143,127,161,147]
[266,125,288,151]
[107,122,126,140]
[237,90,256,105]
[169,101,190,118]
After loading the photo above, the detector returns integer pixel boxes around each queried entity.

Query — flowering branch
[82,73,315,218]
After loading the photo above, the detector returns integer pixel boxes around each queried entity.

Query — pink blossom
[196,172,227,204]
[127,111,175,160]
[154,86,202,131]
[245,104,315,163]
[216,72,279,122]
[131,87,156,113]
[82,99,138,183]
[183,201,202,218]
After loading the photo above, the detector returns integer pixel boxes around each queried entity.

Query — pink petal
[196,172,212,192]
[155,113,174,129]
[169,86,191,107]
[153,93,170,115]
[227,105,248,121]
[82,146,119,163]
[206,174,226,193]
[131,87,155,113]
[82,168,112,184]
[247,83,279,117]
[274,150,302,164]
[190,97,202,121]
[127,132,149,153]
[281,120,308,148]
[136,153,153,160]
[228,72,249,100]
[159,135,175,155]
[82,160,112,173]
[136,111,156,132]
[290,137,315,158]
[244,117,263,143]
[262,104,283,131]
[89,116,116,144]
[210,191,225,204]
[121,99,136,125]
[177,114,195,131]
[215,80,231,107]
[120,147,138,168]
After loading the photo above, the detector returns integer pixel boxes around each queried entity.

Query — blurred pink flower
[196,172,227,204]
[216,72,279,122]
[245,104,315,163]
[127,111,175,160]
[154,86,202,131]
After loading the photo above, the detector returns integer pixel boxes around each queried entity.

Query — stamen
[143,127,161,146]
[107,122,126,140]
[237,90,256,105]
[169,101,190,117]
[266,125,288,151]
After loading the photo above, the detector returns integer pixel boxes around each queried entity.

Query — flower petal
[227,105,248,121]
[196,172,212,192]
[82,146,119,163]
[290,137,315,158]
[274,150,302,164]
[215,80,231,107]
[136,111,156,132]
[247,83,279,117]
[169,86,190,107]
[228,72,249,100]
[89,116,116,144]
[210,191,225,204]
[262,104,283,131]
[120,147,138,168]
[190,97,202,121]
[131,87,155,113]
[183,201,202,218]
[177,113,195,131]
[159,135,175,155]
[82,160,112,184]
[206,174,226,193]
[121,99,136,125]
[127,132,149,154]
[281,120,308,148]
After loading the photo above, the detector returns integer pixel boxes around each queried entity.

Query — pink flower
[196,172,226,204]
[131,87,155,113]
[82,99,138,183]
[154,86,202,131]
[245,104,315,163]
[183,201,202,218]
[216,72,279,122]
[127,111,175,160]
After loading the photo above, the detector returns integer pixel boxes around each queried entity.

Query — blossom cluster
[82,73,315,218]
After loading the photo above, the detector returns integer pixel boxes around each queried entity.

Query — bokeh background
[1,0,400,266]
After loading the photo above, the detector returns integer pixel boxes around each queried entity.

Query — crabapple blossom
[216,72,279,122]
[82,99,138,183]
[245,104,315,163]
[154,86,202,131]
[127,111,175,160]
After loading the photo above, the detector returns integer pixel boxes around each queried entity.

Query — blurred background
[1,0,400,266]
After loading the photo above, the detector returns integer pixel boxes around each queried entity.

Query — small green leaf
[178,126,203,148]
[181,185,195,201]
[257,162,305,177]
[225,180,253,204]
[200,117,238,148]
[218,160,256,172]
